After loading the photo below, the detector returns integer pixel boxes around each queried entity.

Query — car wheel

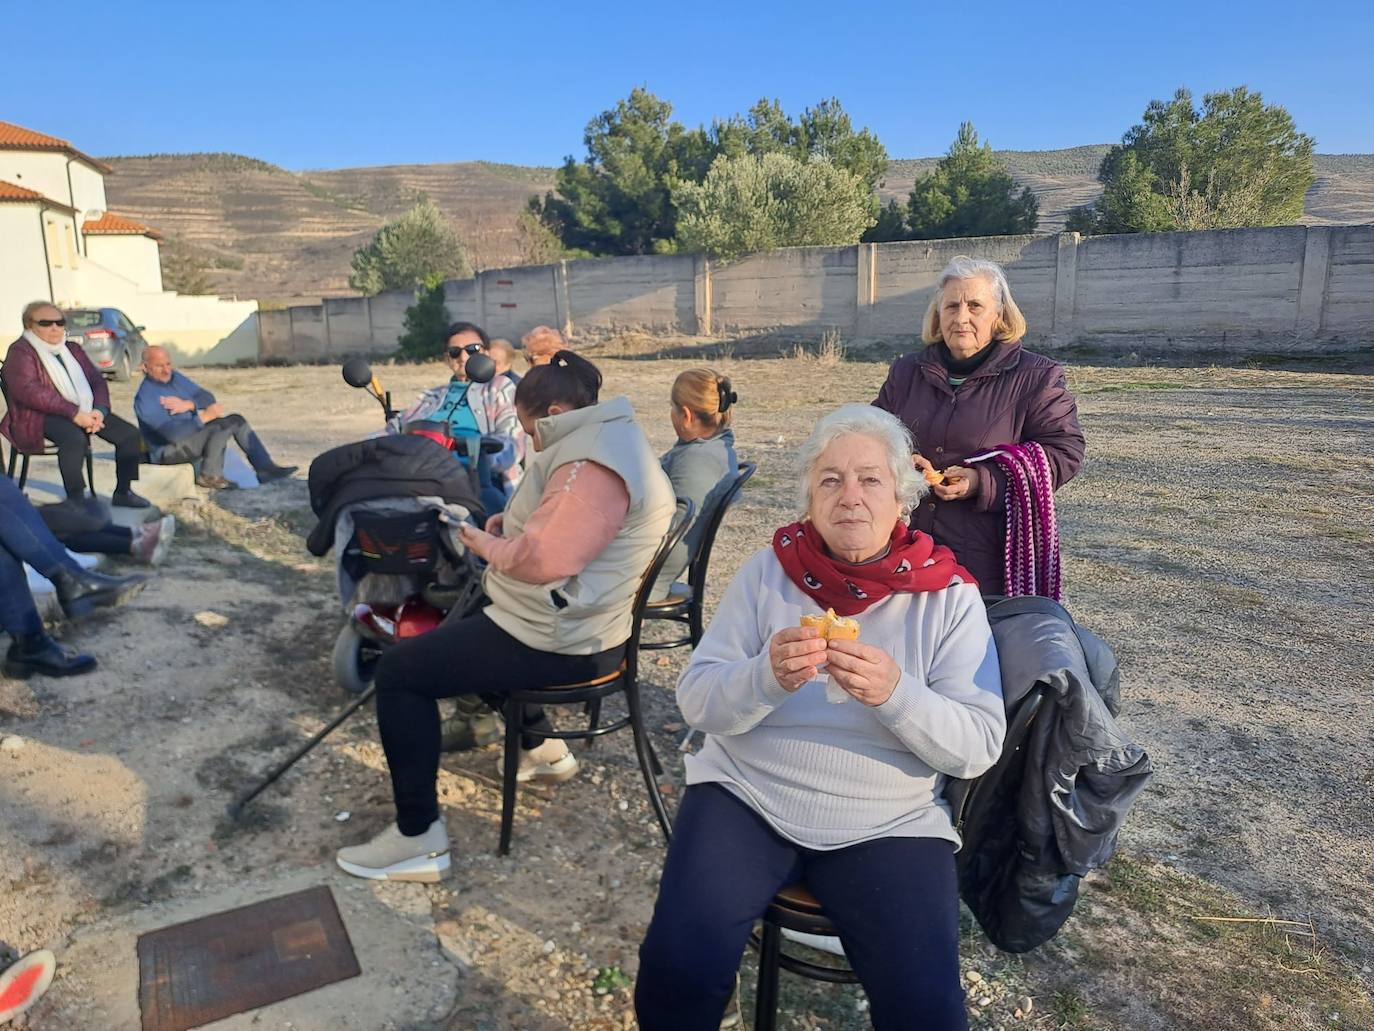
[113,348,132,383]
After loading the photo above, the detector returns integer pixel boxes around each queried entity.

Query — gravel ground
[2,354,1371,1030]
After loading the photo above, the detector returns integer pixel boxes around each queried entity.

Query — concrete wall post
[1295,226,1332,339]
[553,260,572,336]
[855,243,876,335]
[1051,232,1079,348]
[693,255,712,336]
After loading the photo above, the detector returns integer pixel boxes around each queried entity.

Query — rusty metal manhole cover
[136,884,360,1031]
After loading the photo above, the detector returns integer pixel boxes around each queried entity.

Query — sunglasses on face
[446,343,483,358]
[34,318,66,327]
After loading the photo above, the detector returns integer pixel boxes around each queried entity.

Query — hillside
[101,148,1374,303]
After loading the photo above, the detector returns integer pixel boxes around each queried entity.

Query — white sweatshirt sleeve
[870,586,1007,778]
[676,551,792,735]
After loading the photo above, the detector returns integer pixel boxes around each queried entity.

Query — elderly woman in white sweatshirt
[635,404,1005,1031]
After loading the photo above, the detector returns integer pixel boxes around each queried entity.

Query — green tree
[672,152,877,259]
[1074,86,1314,234]
[863,199,910,243]
[349,200,471,295]
[530,88,715,256]
[395,281,450,362]
[905,123,1039,240]
[532,90,888,257]
[712,97,888,193]
[162,246,215,295]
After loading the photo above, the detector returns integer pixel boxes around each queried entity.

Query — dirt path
[2,357,1370,1030]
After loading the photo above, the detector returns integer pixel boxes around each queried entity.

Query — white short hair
[938,255,1010,311]
[796,404,926,518]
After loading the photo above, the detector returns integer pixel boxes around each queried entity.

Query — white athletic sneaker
[500,738,579,784]
[335,818,451,882]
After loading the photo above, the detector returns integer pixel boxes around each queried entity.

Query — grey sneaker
[336,818,451,882]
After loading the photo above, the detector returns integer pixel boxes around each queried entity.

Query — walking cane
[227,685,376,819]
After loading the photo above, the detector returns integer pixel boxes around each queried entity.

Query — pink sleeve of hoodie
[481,460,630,583]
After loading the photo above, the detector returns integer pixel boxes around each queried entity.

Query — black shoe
[50,566,148,621]
[256,464,298,483]
[4,635,96,679]
[111,489,151,509]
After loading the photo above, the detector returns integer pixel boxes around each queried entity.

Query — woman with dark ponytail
[655,368,739,594]
[337,350,676,883]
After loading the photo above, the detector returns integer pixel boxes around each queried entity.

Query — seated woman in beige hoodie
[337,351,676,882]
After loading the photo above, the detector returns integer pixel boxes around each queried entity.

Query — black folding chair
[496,498,694,855]
[642,462,755,651]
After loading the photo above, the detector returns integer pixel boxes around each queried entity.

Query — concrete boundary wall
[263,224,1374,361]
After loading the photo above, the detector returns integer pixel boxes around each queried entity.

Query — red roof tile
[82,211,163,240]
[0,179,48,202]
[0,120,114,173]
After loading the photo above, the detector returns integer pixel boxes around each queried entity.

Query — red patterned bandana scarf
[771,520,976,616]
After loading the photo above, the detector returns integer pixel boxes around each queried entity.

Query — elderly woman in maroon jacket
[874,257,1084,595]
[2,302,148,508]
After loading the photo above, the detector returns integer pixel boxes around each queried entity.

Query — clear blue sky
[9,0,1372,170]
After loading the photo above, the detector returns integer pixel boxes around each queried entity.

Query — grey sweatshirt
[678,547,1006,849]
[656,428,737,593]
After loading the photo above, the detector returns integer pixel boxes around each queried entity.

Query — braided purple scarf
[969,442,1061,601]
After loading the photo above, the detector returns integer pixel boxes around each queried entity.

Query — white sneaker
[335,818,451,882]
[500,738,579,784]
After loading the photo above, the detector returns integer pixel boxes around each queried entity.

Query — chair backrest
[687,461,756,599]
[626,498,695,675]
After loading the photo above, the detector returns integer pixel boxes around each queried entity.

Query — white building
[0,120,259,363]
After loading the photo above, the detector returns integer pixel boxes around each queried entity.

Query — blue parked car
[65,307,148,382]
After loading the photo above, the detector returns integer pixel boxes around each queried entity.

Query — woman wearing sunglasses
[388,322,527,510]
[1,301,149,508]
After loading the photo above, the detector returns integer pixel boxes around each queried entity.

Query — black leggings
[42,412,140,496]
[374,609,624,835]
[59,525,133,555]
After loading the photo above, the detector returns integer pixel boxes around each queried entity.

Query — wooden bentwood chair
[642,462,756,652]
[496,499,694,856]
[747,683,1050,1031]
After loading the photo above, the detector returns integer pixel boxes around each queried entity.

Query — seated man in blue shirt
[134,347,296,490]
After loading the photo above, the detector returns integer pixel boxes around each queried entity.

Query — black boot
[49,566,148,621]
[4,634,96,678]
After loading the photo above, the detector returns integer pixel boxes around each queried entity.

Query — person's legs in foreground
[635,784,803,1030]
[0,475,146,676]
[335,609,622,881]
[805,836,968,1031]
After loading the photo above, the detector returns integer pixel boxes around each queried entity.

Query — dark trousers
[0,474,75,636]
[42,412,140,497]
[159,414,273,478]
[635,784,968,1031]
[374,609,624,835]
[59,525,133,555]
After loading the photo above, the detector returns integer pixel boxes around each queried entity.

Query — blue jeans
[635,783,968,1031]
[0,475,75,636]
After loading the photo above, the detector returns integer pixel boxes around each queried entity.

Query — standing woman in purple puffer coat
[873,256,1085,597]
